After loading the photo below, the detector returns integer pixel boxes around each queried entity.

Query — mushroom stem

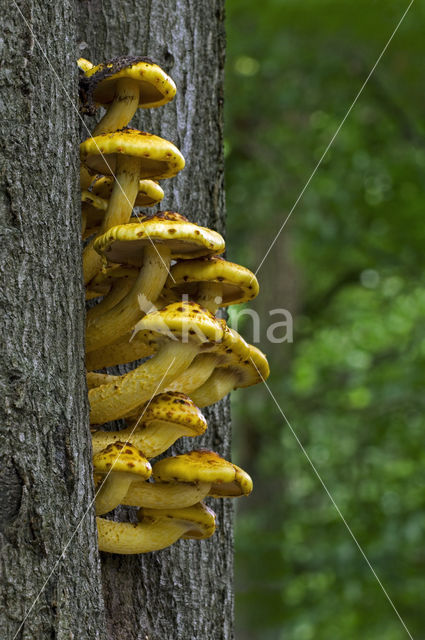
[89,341,199,424]
[86,331,153,372]
[83,154,142,284]
[93,78,140,136]
[124,353,219,423]
[85,244,171,352]
[196,282,223,314]
[166,353,218,395]
[87,276,135,321]
[97,515,195,554]
[95,472,135,515]
[122,481,211,509]
[87,372,117,389]
[190,368,238,408]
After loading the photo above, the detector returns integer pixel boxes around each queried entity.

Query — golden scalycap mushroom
[84,56,176,109]
[94,211,225,266]
[93,441,152,516]
[80,128,185,179]
[153,449,235,486]
[91,175,164,208]
[93,441,151,477]
[139,501,216,540]
[86,213,225,355]
[190,344,270,408]
[133,300,224,346]
[97,501,216,554]
[89,303,224,425]
[165,255,260,313]
[91,391,207,458]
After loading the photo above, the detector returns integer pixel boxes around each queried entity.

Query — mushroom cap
[218,343,269,389]
[84,56,176,108]
[214,323,250,366]
[132,301,224,346]
[152,449,236,485]
[139,391,207,436]
[165,256,259,307]
[80,128,185,179]
[81,189,108,212]
[246,344,270,385]
[139,501,216,539]
[93,441,152,478]
[209,463,253,498]
[91,175,164,208]
[93,212,225,265]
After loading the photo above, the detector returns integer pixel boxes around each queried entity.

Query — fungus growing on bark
[88,301,224,425]
[165,255,260,314]
[91,391,207,458]
[85,212,225,353]
[93,441,152,515]
[122,449,253,509]
[190,344,270,408]
[80,129,185,284]
[80,56,176,135]
[97,501,215,554]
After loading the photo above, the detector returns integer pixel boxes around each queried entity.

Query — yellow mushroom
[122,449,253,510]
[93,442,152,515]
[190,344,270,408]
[91,391,207,458]
[80,129,185,284]
[80,56,177,136]
[88,302,224,425]
[97,501,216,554]
[164,255,260,314]
[85,212,225,353]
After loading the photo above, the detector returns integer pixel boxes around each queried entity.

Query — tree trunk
[0,1,105,638]
[77,2,232,638]
[1,1,231,638]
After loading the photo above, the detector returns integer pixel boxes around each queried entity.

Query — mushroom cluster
[78,56,270,554]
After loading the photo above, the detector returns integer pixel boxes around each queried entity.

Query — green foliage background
[224,1,425,638]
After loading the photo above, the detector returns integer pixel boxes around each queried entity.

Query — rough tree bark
[1,1,231,638]
[77,2,232,638]
[0,1,105,639]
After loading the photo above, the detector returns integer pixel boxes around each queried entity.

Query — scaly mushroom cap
[245,344,270,386]
[139,501,216,540]
[83,56,176,109]
[92,441,152,479]
[214,322,250,366]
[132,301,224,347]
[165,256,260,307]
[209,463,253,498]
[80,128,185,179]
[94,211,225,266]
[91,175,164,208]
[138,391,207,436]
[153,450,253,498]
[153,449,236,485]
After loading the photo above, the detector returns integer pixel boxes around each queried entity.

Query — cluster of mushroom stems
[78,55,269,554]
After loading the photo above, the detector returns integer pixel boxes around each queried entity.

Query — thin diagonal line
[249,358,414,639]
[12,0,175,282]
[254,0,415,278]
[12,358,176,640]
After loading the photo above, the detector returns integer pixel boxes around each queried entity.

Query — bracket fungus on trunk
[78,54,270,555]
